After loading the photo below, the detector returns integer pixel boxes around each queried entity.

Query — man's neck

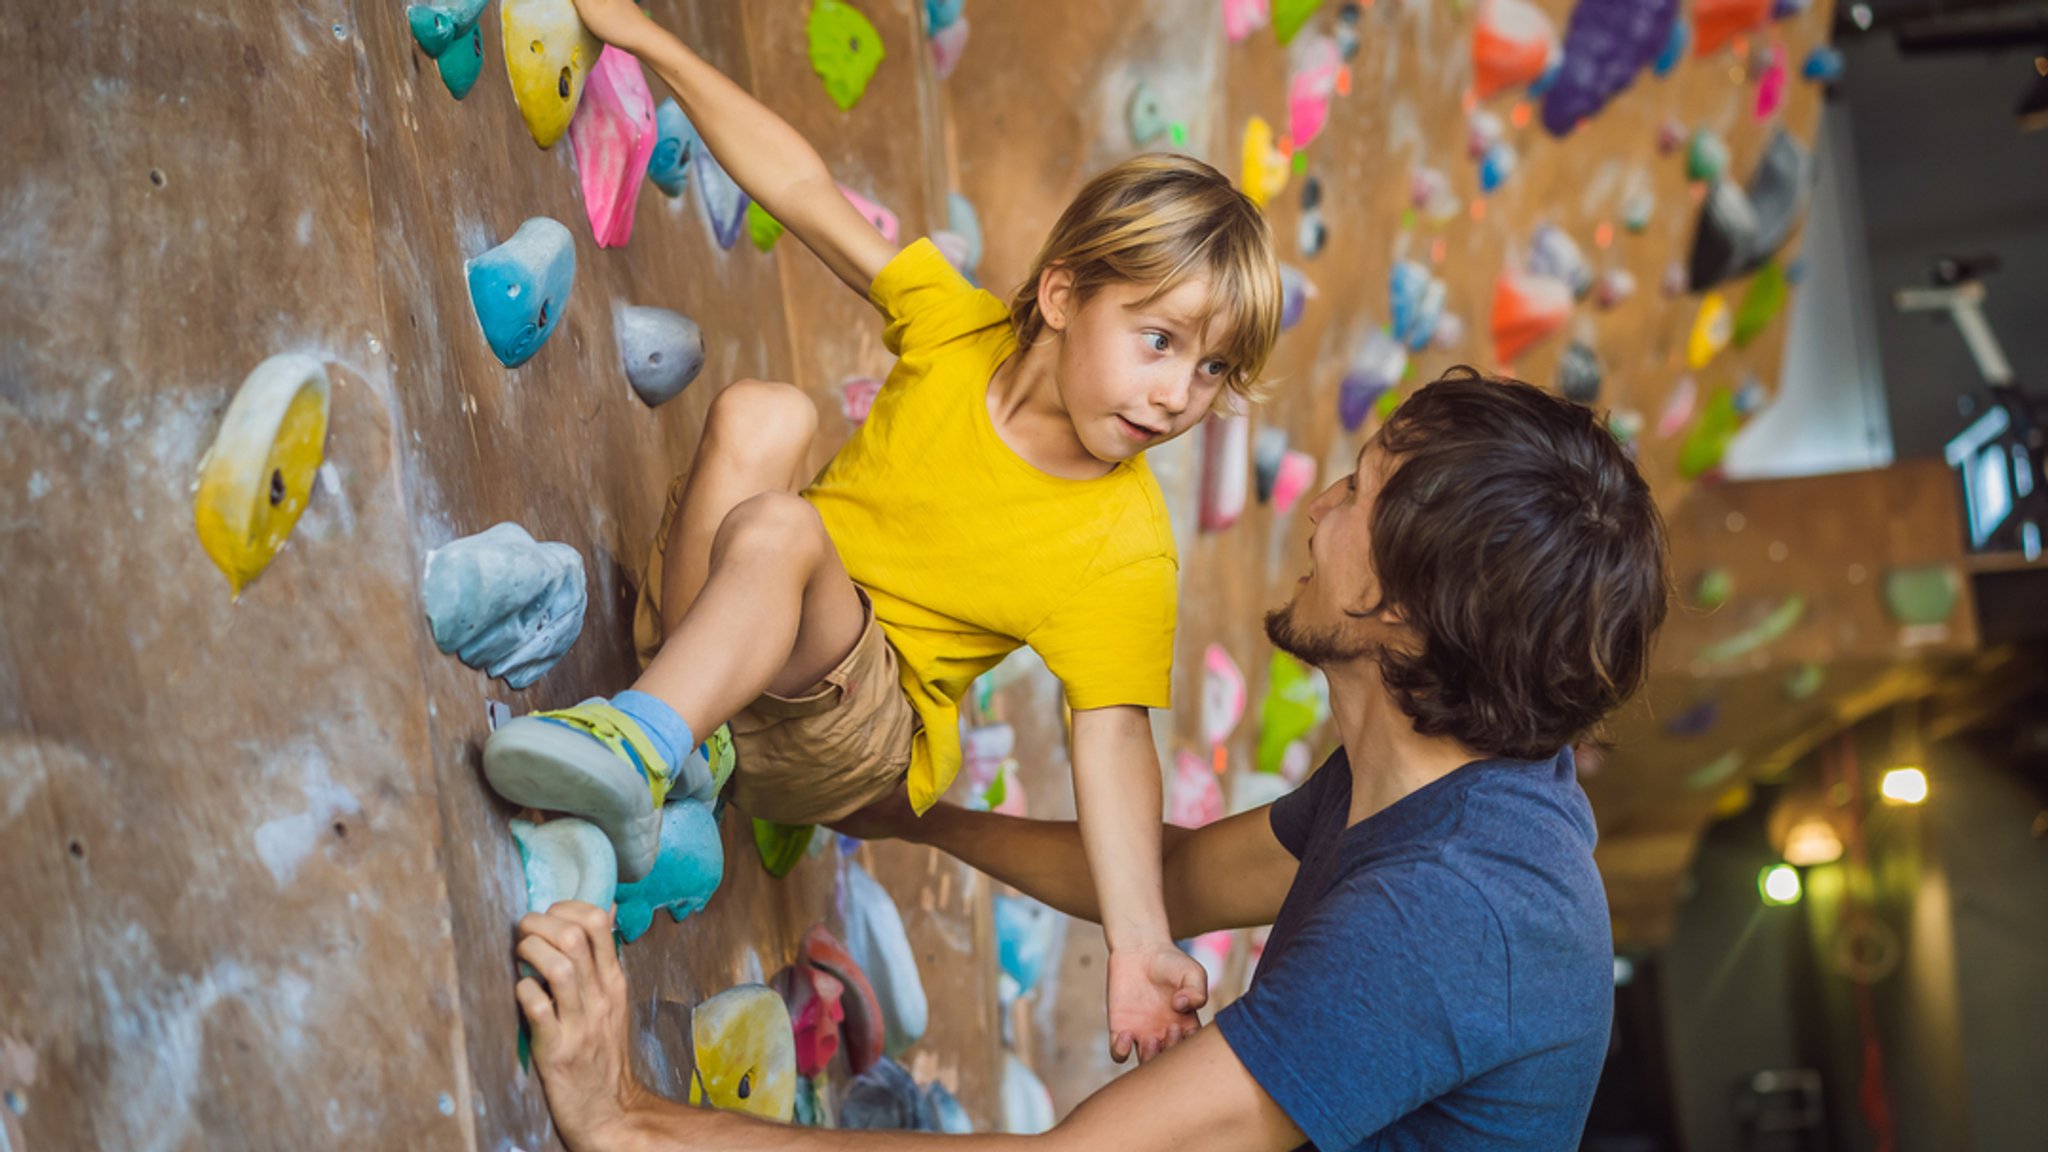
[1323,656,1485,828]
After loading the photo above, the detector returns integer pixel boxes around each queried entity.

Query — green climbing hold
[1255,652,1326,775]
[1373,386,1403,422]
[1783,661,1825,701]
[1696,595,1805,665]
[1686,130,1730,183]
[1694,568,1734,610]
[1274,0,1326,46]
[808,0,885,112]
[1685,750,1744,791]
[1733,260,1788,348]
[753,817,815,878]
[747,201,785,251]
[1678,386,1741,479]
[1882,564,1961,626]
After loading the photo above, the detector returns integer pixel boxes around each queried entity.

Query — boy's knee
[716,491,829,564]
[706,379,818,468]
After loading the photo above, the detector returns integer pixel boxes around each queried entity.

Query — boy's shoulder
[869,239,1011,356]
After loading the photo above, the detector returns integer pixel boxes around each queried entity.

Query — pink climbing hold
[1170,749,1225,829]
[568,46,657,248]
[1271,449,1316,515]
[1287,34,1342,149]
[930,17,969,79]
[1754,43,1787,120]
[839,186,900,244]
[1225,0,1272,43]
[841,376,884,424]
[1199,413,1250,533]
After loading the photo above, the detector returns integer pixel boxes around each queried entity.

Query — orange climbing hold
[1692,0,1773,58]
[1491,272,1574,364]
[1472,0,1560,100]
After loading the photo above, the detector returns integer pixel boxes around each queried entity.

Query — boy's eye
[1144,332,1170,353]
[1201,359,1228,379]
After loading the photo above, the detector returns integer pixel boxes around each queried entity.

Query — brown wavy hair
[1009,153,1282,401]
[1364,367,1670,759]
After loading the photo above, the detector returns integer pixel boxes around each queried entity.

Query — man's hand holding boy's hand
[1106,941,1209,1065]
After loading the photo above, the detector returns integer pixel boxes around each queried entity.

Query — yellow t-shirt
[804,239,1179,813]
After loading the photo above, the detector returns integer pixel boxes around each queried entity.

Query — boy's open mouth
[1116,414,1161,439]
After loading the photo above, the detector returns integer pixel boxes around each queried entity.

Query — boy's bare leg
[630,379,866,739]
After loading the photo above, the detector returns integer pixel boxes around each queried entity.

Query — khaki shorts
[633,474,917,826]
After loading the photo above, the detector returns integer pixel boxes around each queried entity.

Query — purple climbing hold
[1541,0,1681,138]
[1338,329,1406,432]
[1665,698,1718,738]
[1279,264,1314,330]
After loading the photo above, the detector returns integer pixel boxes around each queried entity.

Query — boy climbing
[482,0,1283,1065]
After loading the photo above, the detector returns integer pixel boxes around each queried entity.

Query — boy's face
[1265,440,1405,668]
[1046,274,1236,463]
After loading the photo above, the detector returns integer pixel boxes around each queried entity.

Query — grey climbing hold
[840,861,928,1057]
[1558,342,1602,405]
[511,816,618,914]
[422,522,587,689]
[617,305,705,407]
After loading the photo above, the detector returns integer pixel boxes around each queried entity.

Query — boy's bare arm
[570,0,898,294]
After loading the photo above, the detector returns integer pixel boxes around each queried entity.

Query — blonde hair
[1009,154,1283,400]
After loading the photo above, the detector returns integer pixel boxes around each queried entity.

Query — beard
[1264,597,1371,667]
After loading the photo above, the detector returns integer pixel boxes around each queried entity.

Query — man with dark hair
[511,369,1671,1151]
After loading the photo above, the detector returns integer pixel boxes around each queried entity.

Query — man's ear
[1037,265,1075,334]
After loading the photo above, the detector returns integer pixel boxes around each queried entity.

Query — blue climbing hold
[435,21,485,99]
[614,797,724,943]
[421,521,587,688]
[648,98,699,197]
[467,217,575,368]
[926,0,965,32]
[1652,12,1689,77]
[1802,46,1844,83]
[695,147,749,250]
[407,0,486,56]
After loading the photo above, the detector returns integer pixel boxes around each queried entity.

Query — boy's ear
[1037,265,1075,333]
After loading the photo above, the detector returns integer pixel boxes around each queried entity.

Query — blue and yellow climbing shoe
[484,698,691,882]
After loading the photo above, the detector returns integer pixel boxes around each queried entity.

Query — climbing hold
[1528,225,1594,298]
[926,0,964,31]
[841,376,884,424]
[943,192,983,274]
[801,925,885,1075]
[1389,260,1445,350]
[1783,661,1825,701]
[1692,0,1773,58]
[1467,110,1506,159]
[1240,116,1290,208]
[925,1082,972,1134]
[1678,386,1741,478]
[613,796,722,942]
[1298,204,1328,258]
[695,148,749,250]
[422,522,587,689]
[1595,267,1637,309]
[467,217,576,368]
[792,1074,828,1128]
[502,0,602,149]
[1199,413,1250,533]
[1686,130,1730,183]
[770,959,847,1078]
[511,816,617,915]
[1733,260,1788,347]
[1694,567,1734,609]
[1745,129,1813,261]
[1882,565,1961,626]
[1733,374,1770,416]
[1287,33,1342,149]
[993,895,1060,995]
[1754,43,1787,119]
[753,818,815,878]
[1664,698,1718,738]
[1278,263,1314,330]
[1472,0,1562,100]
[1540,0,1680,137]
[617,306,706,408]
[928,15,969,79]
[1411,167,1460,224]
[1557,342,1602,405]
[193,354,330,597]
[1491,271,1573,364]
[1688,292,1732,369]
[999,1053,1056,1135]
[408,0,488,99]
[746,201,785,251]
[1689,178,1760,292]
[1254,426,1288,504]
[840,862,928,1057]
[1696,595,1805,664]
[808,0,885,112]
[1658,376,1698,437]
[1339,328,1407,431]
[1685,751,1744,792]
[839,186,901,243]
[1202,643,1248,747]
[1431,311,1467,351]
[1478,141,1518,193]
[690,985,797,1122]
[1802,46,1844,83]
[1225,0,1271,43]
[1609,408,1645,445]
[840,1058,927,1131]
[1272,0,1324,46]
[1255,651,1328,775]
[568,47,658,249]
[1169,748,1225,828]
[1128,82,1169,146]
[1623,189,1654,232]
[648,99,699,197]
[1652,10,1689,74]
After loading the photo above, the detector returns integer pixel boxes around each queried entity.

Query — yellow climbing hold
[1687,291,1732,370]
[1240,115,1291,209]
[502,0,601,149]
[689,985,796,1122]
[193,354,330,598]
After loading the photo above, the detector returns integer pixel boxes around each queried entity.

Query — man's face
[1264,440,1399,667]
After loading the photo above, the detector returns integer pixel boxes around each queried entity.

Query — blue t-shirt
[1214,747,1611,1151]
